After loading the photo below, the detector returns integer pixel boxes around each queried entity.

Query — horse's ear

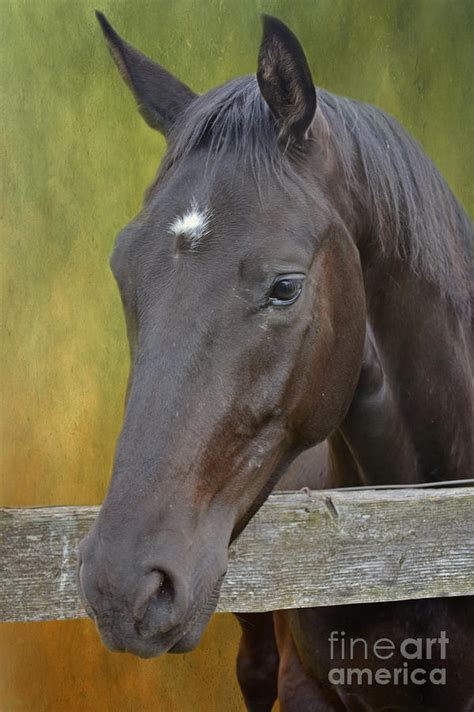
[96,12,197,135]
[257,15,316,144]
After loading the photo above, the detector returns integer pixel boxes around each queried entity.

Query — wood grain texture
[1,488,473,622]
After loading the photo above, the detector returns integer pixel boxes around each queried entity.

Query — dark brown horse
[79,13,473,711]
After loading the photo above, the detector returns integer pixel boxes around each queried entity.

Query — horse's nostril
[133,570,166,622]
[154,571,166,590]
[134,569,179,638]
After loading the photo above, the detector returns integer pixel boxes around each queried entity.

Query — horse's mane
[162,75,472,312]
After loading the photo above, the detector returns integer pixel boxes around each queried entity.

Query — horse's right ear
[95,11,196,135]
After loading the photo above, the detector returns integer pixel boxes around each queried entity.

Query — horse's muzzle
[77,534,223,658]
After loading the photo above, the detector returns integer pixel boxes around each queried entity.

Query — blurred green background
[1,1,472,710]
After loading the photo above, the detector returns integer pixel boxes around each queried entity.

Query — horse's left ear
[257,15,316,144]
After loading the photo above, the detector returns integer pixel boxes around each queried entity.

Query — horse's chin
[168,615,211,654]
[96,615,210,659]
[133,606,215,658]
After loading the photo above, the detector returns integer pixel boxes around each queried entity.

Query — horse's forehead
[168,198,211,248]
[162,193,314,261]
[149,155,317,255]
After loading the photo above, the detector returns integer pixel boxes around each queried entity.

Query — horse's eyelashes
[268,274,305,306]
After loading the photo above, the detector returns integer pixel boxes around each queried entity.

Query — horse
[78,12,474,711]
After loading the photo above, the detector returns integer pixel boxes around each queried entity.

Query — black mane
[162,75,472,312]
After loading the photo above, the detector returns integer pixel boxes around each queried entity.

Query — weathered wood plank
[1,488,473,622]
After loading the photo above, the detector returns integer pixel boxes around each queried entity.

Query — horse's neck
[333,261,473,486]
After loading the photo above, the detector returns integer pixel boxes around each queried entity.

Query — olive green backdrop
[1,1,472,710]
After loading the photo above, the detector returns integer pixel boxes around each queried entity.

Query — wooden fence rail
[1,487,473,623]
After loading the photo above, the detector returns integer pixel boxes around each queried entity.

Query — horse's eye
[269,275,304,306]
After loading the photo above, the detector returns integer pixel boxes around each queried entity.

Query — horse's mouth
[167,573,225,655]
[89,573,225,659]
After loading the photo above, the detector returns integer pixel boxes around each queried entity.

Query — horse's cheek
[296,233,366,445]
